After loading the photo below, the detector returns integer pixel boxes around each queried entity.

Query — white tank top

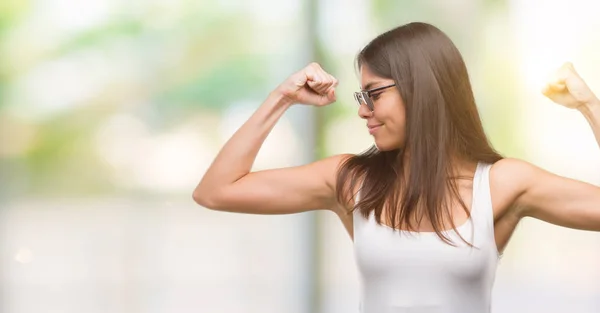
[353,162,500,313]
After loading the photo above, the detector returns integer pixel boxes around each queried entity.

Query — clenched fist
[542,62,599,109]
[275,62,338,106]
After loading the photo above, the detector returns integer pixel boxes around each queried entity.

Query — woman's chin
[374,138,403,152]
[373,142,397,152]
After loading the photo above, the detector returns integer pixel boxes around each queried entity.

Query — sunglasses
[353,83,397,111]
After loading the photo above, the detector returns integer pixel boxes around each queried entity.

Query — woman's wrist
[578,97,600,119]
[268,89,296,109]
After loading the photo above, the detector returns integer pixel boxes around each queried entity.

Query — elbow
[193,185,234,211]
[192,188,221,210]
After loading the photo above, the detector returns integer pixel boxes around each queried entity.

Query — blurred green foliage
[0,2,272,196]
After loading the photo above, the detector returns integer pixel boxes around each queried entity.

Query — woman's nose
[358,102,372,119]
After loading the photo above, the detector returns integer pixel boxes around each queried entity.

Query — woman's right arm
[192,63,351,215]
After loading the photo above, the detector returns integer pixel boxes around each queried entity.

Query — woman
[193,22,600,313]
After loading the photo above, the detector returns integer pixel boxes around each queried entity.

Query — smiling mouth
[368,124,383,134]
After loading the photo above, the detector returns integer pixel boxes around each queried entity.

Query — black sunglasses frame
[353,83,397,111]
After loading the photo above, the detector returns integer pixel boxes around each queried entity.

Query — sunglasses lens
[354,93,363,106]
[363,93,373,111]
[354,92,374,111]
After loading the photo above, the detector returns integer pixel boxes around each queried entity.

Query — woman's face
[358,65,407,151]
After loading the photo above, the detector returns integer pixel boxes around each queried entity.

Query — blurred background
[1,0,600,312]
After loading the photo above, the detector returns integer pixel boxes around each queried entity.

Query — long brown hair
[336,22,503,245]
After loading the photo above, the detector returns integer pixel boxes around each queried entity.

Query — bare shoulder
[318,153,354,181]
[319,153,355,202]
[488,157,538,218]
[490,157,537,184]
[299,152,355,208]
[305,153,352,190]
[490,157,548,190]
[323,153,355,237]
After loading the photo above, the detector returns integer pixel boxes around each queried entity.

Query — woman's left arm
[508,62,600,230]
[499,158,600,231]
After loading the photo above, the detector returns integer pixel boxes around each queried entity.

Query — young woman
[193,22,600,313]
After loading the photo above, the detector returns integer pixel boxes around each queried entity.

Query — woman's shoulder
[307,153,356,188]
[489,157,537,184]
[488,157,539,216]
[315,153,356,174]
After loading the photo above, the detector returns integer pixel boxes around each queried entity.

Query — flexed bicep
[194,154,352,215]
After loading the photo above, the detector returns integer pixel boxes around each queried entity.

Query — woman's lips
[368,124,383,134]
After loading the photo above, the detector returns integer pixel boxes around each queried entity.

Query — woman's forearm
[578,97,600,148]
[193,91,293,202]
